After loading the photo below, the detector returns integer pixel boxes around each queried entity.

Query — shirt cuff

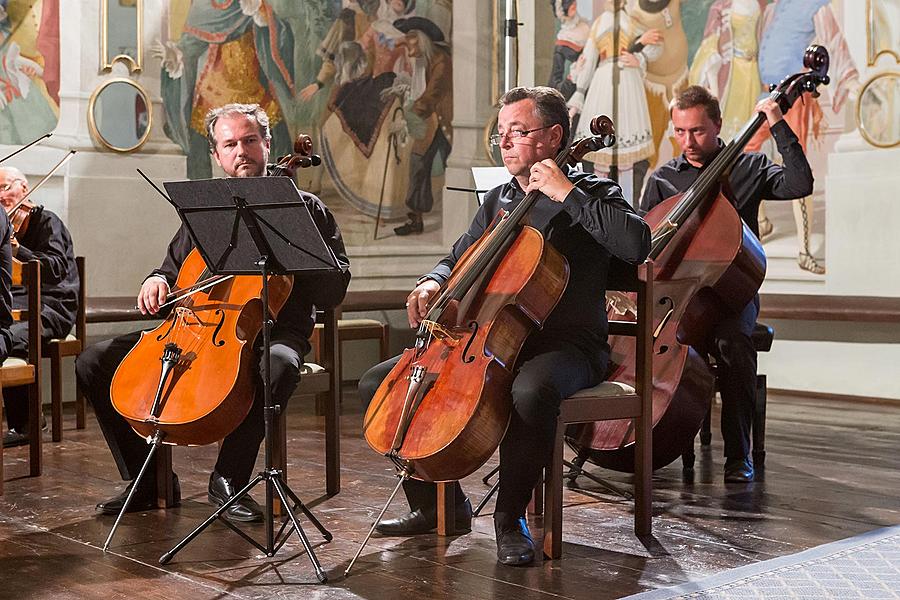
[770,119,795,148]
[416,274,443,287]
[560,185,592,219]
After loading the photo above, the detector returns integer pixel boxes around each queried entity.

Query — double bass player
[640,85,813,483]
[358,86,650,566]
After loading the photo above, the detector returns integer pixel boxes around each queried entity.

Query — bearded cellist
[76,103,350,522]
[358,86,650,566]
[640,85,813,483]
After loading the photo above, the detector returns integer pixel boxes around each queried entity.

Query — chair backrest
[12,259,41,366]
[75,256,86,342]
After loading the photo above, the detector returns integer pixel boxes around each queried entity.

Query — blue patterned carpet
[624,525,900,599]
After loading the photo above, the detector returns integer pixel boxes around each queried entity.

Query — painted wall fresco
[0,0,60,145]
[158,0,453,246]
[550,0,861,276]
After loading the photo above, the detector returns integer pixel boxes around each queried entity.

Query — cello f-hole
[211,309,226,347]
[156,315,178,341]
[461,321,479,364]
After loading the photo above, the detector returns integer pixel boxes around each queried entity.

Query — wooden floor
[1,390,898,600]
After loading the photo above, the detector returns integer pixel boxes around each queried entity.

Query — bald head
[0,167,29,209]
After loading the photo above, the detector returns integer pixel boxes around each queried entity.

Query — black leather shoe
[724,457,754,483]
[208,471,263,522]
[3,428,28,448]
[394,215,423,236]
[96,474,181,515]
[375,498,473,536]
[495,517,535,566]
[3,416,48,448]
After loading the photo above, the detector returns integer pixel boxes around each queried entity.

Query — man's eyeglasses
[489,126,551,146]
[0,180,24,193]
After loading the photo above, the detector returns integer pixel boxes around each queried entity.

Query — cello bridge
[420,320,464,346]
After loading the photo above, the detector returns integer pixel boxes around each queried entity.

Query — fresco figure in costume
[547,0,589,101]
[630,0,688,167]
[392,17,452,236]
[746,0,859,274]
[298,0,380,104]
[567,0,659,208]
[690,0,766,144]
[155,0,296,180]
[316,0,422,220]
[0,0,59,145]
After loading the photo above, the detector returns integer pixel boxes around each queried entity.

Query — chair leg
[542,418,565,560]
[380,325,390,361]
[1,390,5,495]
[437,481,457,536]
[272,407,288,516]
[155,444,175,508]
[681,438,696,471]
[75,379,86,430]
[700,405,712,446]
[752,374,767,468]
[528,475,543,516]
[28,383,42,477]
[634,416,652,537]
[50,351,63,442]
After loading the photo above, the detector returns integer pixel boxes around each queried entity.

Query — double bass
[363,116,616,483]
[567,46,831,471]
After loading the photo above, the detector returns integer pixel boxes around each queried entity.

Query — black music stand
[155,176,339,582]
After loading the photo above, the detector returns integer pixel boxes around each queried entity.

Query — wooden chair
[274,305,342,496]
[309,317,389,380]
[541,261,654,558]
[438,262,655,560]
[1,259,43,493]
[46,256,86,441]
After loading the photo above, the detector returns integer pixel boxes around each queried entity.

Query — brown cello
[567,46,831,471]
[362,116,617,483]
[109,134,319,446]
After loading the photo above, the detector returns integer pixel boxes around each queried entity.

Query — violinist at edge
[0,207,14,374]
[76,103,351,521]
[640,86,813,483]
[358,87,650,566]
[0,166,79,448]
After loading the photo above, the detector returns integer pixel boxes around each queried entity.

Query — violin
[5,149,76,239]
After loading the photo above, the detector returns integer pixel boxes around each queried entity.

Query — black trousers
[708,298,759,460]
[75,329,302,489]
[357,336,605,526]
[3,322,52,430]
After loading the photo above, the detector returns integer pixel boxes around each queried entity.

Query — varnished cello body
[363,117,617,483]
[110,249,292,446]
[568,46,831,471]
[109,133,319,447]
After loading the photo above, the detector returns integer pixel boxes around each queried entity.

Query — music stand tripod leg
[103,430,165,552]
[562,458,633,500]
[271,476,329,582]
